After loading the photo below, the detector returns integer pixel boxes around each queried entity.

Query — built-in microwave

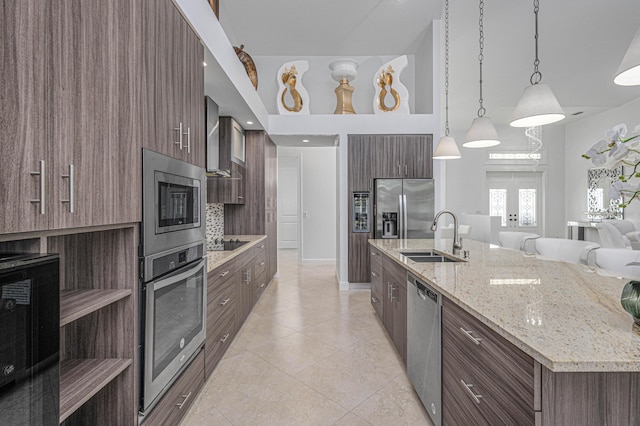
[142,149,206,258]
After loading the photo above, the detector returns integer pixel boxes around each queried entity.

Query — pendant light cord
[477,0,486,117]
[444,0,450,136]
[531,0,542,85]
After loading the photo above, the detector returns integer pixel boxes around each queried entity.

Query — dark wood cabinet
[224,131,278,283]
[142,350,205,426]
[382,255,407,364]
[51,0,142,230]
[143,0,204,167]
[1,0,142,234]
[205,259,237,378]
[347,134,432,284]
[442,298,535,426]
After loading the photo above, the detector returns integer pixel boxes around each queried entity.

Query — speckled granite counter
[370,238,640,373]
[206,235,266,272]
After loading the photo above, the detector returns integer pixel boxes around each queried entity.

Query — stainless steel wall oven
[139,149,207,418]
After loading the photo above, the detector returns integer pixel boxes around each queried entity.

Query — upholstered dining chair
[593,248,640,279]
[533,238,600,265]
[595,222,632,249]
[498,231,539,251]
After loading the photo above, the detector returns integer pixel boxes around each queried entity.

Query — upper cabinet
[371,135,433,179]
[1,0,142,234]
[142,0,204,168]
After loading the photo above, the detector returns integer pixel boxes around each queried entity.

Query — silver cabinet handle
[219,270,230,277]
[61,164,74,213]
[174,122,183,150]
[404,164,408,176]
[30,160,46,215]
[459,327,482,345]
[183,126,191,153]
[260,245,265,249]
[258,282,265,288]
[371,271,379,277]
[238,196,244,199]
[371,251,378,256]
[259,261,265,266]
[397,164,401,176]
[371,297,379,303]
[219,297,231,306]
[460,380,482,404]
[176,392,192,409]
[219,333,230,343]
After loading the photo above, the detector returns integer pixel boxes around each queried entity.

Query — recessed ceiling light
[203,61,207,66]
[246,121,253,125]
[302,139,310,143]
[571,111,584,116]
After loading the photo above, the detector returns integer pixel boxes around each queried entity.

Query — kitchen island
[370,238,640,425]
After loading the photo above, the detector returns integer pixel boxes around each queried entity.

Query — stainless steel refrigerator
[374,179,435,239]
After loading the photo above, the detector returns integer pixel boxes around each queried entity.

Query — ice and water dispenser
[382,212,398,238]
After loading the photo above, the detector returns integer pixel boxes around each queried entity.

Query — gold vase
[334,78,355,114]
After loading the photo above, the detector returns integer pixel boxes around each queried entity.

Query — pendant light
[463,0,500,148]
[510,0,564,127]
[434,0,461,159]
[614,26,640,86]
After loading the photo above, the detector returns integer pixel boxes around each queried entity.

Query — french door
[486,171,542,235]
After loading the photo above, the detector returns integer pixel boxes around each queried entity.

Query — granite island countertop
[370,238,640,373]
[206,235,266,272]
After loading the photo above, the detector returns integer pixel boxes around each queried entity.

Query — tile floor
[182,249,433,425]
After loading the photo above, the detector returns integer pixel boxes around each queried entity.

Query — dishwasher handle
[416,280,439,304]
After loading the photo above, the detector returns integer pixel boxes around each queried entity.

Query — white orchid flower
[585,139,610,166]
[610,139,629,161]
[606,123,628,140]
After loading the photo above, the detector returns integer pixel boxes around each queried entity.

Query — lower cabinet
[375,249,407,364]
[142,350,205,426]
[442,298,535,426]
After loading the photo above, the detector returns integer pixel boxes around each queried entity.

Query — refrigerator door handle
[403,194,408,239]
[398,194,404,240]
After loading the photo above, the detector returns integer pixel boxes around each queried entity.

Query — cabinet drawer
[234,245,257,268]
[208,274,236,326]
[370,246,383,266]
[205,299,237,377]
[442,300,535,424]
[207,259,235,285]
[143,350,204,426]
[370,257,383,291]
[254,251,267,278]
[371,281,383,319]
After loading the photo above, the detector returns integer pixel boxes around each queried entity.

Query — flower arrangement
[583,123,640,207]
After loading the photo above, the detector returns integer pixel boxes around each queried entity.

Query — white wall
[278,146,337,263]
[565,97,640,223]
[443,124,566,238]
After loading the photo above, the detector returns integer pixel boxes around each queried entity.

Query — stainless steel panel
[407,273,442,426]
[374,179,402,239]
[403,179,434,239]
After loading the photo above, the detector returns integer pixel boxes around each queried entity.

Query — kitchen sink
[399,250,463,263]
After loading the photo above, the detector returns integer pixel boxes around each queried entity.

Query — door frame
[484,165,548,237]
[277,154,302,259]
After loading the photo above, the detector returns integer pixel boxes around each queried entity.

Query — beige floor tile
[301,317,373,350]
[293,349,399,411]
[227,373,348,426]
[265,305,337,332]
[231,312,297,353]
[332,412,374,426]
[248,292,302,316]
[181,403,231,426]
[352,374,433,426]
[252,331,339,374]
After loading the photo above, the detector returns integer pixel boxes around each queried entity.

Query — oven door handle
[151,258,207,292]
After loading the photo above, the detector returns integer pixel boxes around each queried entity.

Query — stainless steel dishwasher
[407,273,442,426]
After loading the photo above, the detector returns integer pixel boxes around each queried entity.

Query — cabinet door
[265,137,277,209]
[149,0,185,160]
[266,212,278,279]
[1,0,50,233]
[372,136,402,178]
[236,261,254,324]
[348,233,371,283]
[348,136,373,191]
[392,282,407,363]
[403,135,433,179]
[181,23,205,167]
[51,0,142,229]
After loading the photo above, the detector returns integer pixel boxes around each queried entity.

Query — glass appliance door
[155,172,200,234]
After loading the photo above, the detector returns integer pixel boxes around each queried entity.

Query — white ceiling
[216,0,640,141]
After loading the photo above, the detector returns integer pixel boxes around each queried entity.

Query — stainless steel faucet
[431,210,462,255]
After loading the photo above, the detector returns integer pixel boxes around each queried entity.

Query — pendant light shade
[510,0,564,128]
[463,117,500,148]
[434,136,462,159]
[510,83,565,127]
[614,27,640,86]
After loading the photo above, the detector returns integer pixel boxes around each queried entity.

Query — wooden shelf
[60,289,131,327]
[59,358,132,423]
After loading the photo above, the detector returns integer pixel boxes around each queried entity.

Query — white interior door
[486,171,543,236]
[278,155,299,249]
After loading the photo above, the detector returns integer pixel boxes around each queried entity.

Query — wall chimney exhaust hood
[205,96,229,177]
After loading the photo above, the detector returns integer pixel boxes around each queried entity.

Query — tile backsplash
[206,203,224,250]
